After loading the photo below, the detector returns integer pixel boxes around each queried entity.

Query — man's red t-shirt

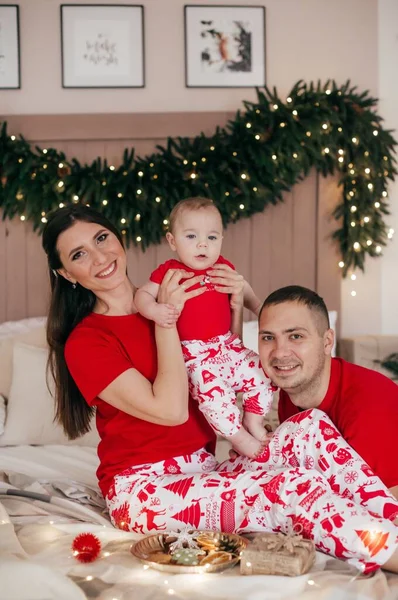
[65,312,215,497]
[278,358,398,488]
[150,256,234,341]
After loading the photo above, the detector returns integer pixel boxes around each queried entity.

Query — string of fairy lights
[0,80,396,288]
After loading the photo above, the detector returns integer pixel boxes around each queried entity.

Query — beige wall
[0,0,378,116]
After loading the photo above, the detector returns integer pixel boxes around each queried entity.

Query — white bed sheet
[1,444,398,600]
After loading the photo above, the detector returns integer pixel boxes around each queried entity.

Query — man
[258,285,398,499]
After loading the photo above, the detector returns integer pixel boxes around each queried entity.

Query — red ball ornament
[72,532,102,563]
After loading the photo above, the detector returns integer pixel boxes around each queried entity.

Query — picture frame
[184,5,265,88]
[0,4,21,89]
[60,4,145,88]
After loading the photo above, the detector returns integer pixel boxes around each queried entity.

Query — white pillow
[0,316,47,340]
[0,342,100,447]
[243,311,338,357]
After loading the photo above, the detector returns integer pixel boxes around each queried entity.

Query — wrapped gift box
[240,532,315,577]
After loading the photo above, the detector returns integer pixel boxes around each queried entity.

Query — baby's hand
[153,303,181,328]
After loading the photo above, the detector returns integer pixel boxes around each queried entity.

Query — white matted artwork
[0,4,20,89]
[60,4,145,88]
[184,4,265,88]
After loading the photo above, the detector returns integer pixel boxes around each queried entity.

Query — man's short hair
[259,285,330,332]
[169,197,220,233]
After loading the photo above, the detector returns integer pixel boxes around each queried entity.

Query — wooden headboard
[0,112,341,325]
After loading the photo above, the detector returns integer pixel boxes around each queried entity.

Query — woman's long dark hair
[42,205,124,439]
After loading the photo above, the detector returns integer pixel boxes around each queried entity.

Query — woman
[43,205,398,574]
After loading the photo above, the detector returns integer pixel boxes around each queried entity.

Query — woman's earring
[72,282,77,289]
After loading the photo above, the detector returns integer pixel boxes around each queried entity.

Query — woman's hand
[158,269,206,311]
[207,264,244,311]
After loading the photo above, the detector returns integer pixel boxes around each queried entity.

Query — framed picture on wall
[0,4,21,89]
[60,4,145,88]
[184,5,265,88]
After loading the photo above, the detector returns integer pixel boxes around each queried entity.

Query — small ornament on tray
[163,527,201,552]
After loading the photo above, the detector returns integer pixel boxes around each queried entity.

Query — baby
[135,197,275,459]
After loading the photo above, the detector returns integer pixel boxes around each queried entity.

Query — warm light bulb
[246,122,252,128]
[255,134,260,140]
[338,149,344,155]
[293,153,298,159]
[374,201,380,208]
[365,168,370,174]
[10,135,16,141]
[163,219,169,225]
[366,240,372,246]
[382,191,388,197]
[138,171,144,177]
[373,130,378,136]
[353,242,360,250]
[350,206,357,212]
[117,193,123,198]
[210,145,215,151]
[120,218,126,224]
[239,204,245,209]
[368,183,373,190]
[325,89,331,95]
[324,147,330,154]
[272,154,277,160]
[351,274,356,281]
[376,245,382,253]
[351,221,356,227]
[155,196,161,203]
[286,96,292,103]
[190,173,197,179]
[292,109,298,116]
[273,104,278,110]
[102,199,108,205]
[240,173,247,179]
[20,215,26,221]
[109,165,115,171]
[135,213,141,221]
[364,216,370,223]
[136,236,142,242]
[43,149,48,154]
[322,123,328,130]
[352,137,358,144]
[338,157,344,163]
[351,290,357,297]
[59,203,64,208]
[253,187,258,191]
[137,189,142,195]
[338,261,345,268]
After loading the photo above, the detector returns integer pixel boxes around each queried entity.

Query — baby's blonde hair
[169,197,221,233]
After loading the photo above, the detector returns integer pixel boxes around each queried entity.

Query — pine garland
[0,80,396,276]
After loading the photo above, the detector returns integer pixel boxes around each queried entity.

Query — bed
[1,317,397,600]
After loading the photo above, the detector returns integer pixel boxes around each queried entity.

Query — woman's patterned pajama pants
[106,408,398,573]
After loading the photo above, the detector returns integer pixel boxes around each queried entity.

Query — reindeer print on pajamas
[181,332,275,437]
[106,409,398,574]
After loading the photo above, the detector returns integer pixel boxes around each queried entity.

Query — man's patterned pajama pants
[106,408,398,573]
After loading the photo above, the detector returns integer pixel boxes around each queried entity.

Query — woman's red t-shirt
[65,312,215,497]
